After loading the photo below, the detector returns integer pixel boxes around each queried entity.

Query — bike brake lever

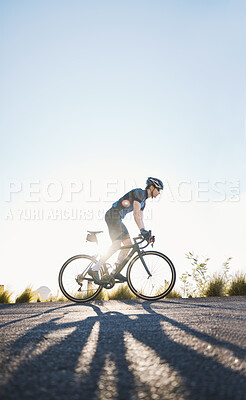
[151,235,155,247]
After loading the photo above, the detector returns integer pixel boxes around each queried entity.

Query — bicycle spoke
[59,255,102,303]
[128,251,175,299]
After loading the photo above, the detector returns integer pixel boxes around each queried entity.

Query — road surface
[0,297,245,399]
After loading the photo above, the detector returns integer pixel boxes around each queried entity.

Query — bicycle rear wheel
[59,255,102,303]
[127,251,176,300]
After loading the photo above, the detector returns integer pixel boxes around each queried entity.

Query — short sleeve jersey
[111,188,147,219]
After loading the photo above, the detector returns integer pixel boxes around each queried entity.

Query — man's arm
[133,201,145,231]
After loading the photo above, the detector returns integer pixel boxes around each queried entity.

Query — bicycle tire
[59,255,103,303]
[127,251,176,300]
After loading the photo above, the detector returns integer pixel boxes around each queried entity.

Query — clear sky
[0,0,245,295]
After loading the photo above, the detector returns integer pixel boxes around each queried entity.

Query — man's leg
[91,240,121,271]
[116,237,132,264]
[91,236,131,273]
[100,240,122,263]
[104,214,132,266]
[111,236,132,281]
[91,213,130,272]
[92,236,130,269]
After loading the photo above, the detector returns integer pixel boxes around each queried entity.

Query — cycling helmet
[146,177,164,190]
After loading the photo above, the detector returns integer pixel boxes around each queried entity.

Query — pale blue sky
[0,0,245,293]
[1,0,245,182]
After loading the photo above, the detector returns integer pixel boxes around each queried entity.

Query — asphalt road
[0,297,245,400]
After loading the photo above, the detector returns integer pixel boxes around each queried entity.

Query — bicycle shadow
[0,301,245,399]
[153,297,246,312]
[0,303,76,328]
[139,300,246,360]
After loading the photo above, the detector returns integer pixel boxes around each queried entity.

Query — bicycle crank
[100,274,115,289]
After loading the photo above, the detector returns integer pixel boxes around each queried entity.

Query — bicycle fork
[138,251,152,278]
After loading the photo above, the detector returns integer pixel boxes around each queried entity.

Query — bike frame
[59,232,176,302]
[82,235,153,283]
[109,236,153,279]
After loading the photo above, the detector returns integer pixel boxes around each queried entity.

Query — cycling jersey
[105,188,148,241]
[111,188,147,219]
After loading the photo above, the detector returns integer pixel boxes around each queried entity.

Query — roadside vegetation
[227,273,246,296]
[15,287,36,303]
[181,253,246,298]
[0,289,12,304]
[166,289,182,298]
[107,284,137,300]
[93,285,137,300]
[204,274,225,297]
[1,254,246,303]
[48,291,67,302]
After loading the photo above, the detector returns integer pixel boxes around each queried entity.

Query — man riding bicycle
[88,177,163,283]
[59,175,176,302]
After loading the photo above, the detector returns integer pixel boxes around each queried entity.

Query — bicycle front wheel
[59,255,102,303]
[127,251,176,300]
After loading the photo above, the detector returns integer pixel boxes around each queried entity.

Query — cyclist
[88,177,163,282]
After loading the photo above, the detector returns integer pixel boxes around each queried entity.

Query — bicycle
[58,230,176,303]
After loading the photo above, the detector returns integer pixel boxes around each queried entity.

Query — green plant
[94,289,108,300]
[47,290,67,302]
[166,289,182,298]
[180,271,192,298]
[107,284,137,300]
[15,287,35,303]
[0,289,12,304]
[205,274,225,297]
[48,294,67,302]
[228,273,246,296]
[185,252,210,297]
[221,257,232,293]
[222,257,232,278]
[183,253,233,297]
[57,295,68,301]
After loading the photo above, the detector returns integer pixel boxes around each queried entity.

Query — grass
[0,289,12,304]
[48,292,68,302]
[166,289,182,298]
[108,284,137,300]
[94,289,108,300]
[54,295,68,301]
[228,273,246,296]
[205,274,225,297]
[15,287,35,303]
[2,268,246,304]
[205,272,246,297]
[93,284,137,300]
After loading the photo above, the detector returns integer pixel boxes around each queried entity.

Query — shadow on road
[0,301,245,399]
[0,303,76,329]
[141,300,246,360]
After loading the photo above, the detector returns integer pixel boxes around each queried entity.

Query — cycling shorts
[105,209,130,242]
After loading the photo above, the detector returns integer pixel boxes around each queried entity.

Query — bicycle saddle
[87,230,103,234]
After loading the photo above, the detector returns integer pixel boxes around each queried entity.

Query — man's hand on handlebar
[140,228,153,242]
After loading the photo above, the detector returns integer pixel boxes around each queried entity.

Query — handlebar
[133,230,155,248]
[120,235,154,250]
